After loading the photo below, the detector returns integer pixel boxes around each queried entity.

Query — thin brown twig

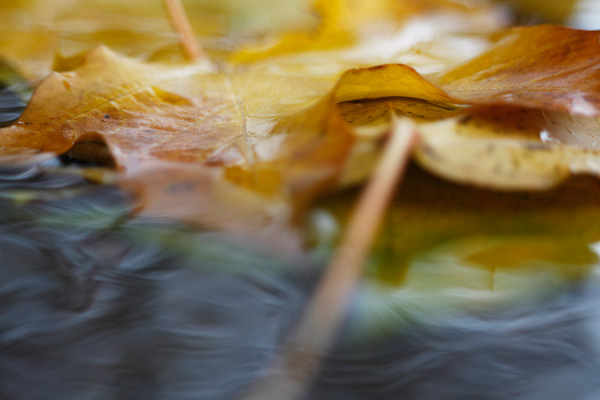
[244,114,419,400]
[161,0,205,62]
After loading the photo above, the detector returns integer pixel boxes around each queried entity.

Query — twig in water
[244,113,419,399]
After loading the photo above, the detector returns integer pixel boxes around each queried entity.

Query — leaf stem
[162,0,205,62]
[243,115,419,399]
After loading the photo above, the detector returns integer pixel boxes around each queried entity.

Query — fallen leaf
[232,0,505,68]
[3,1,600,244]
[0,0,321,80]
[333,26,600,190]
[0,46,354,243]
[0,0,507,238]
[415,105,600,190]
[431,25,600,115]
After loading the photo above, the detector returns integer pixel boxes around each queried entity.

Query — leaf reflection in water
[1,159,600,399]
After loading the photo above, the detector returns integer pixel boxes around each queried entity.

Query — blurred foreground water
[1,156,600,399]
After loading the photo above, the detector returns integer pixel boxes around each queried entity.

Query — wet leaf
[431,25,600,115]
[415,105,600,190]
[232,0,504,68]
[0,46,355,245]
[419,25,600,189]
[2,0,600,244]
[0,0,323,79]
[0,0,505,238]
[334,26,600,190]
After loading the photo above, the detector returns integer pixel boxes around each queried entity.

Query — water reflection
[1,159,600,399]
